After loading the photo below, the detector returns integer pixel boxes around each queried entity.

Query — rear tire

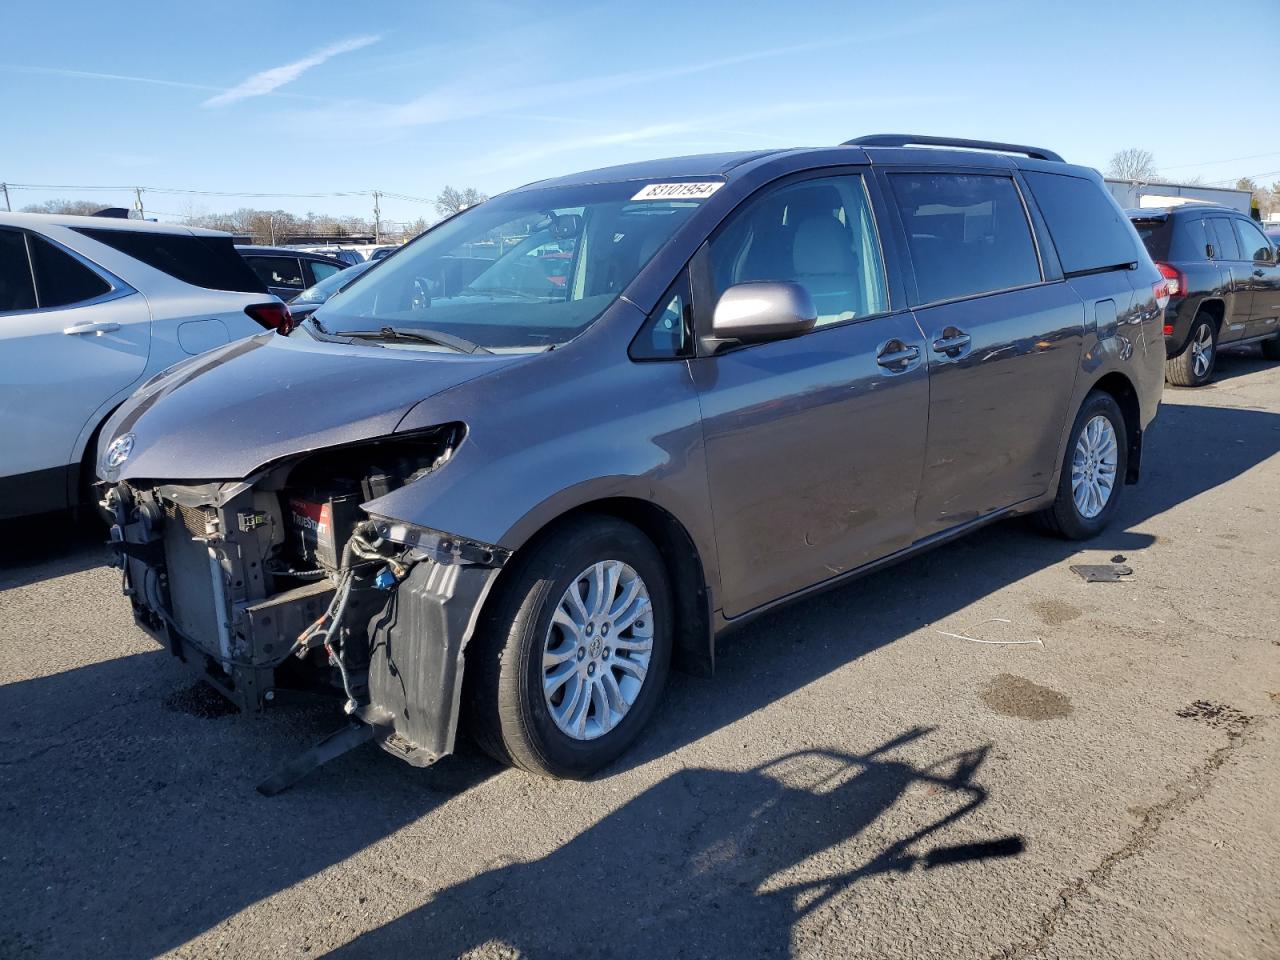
[465,515,672,779]
[1261,333,1280,361]
[1165,313,1217,387]
[1036,390,1128,541]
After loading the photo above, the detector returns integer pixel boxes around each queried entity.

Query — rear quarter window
[1169,217,1210,261]
[73,228,267,294]
[1024,172,1140,274]
[0,229,37,312]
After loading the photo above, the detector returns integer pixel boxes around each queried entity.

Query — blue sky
[2,0,1277,227]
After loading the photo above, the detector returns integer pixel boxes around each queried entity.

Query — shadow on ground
[0,401,1276,958]
[326,731,1023,958]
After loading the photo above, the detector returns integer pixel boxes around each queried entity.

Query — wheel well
[1197,299,1224,334]
[1091,372,1142,484]
[498,498,714,677]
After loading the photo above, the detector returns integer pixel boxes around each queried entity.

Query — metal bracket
[255,721,375,796]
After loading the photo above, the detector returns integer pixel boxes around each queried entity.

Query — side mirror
[710,281,817,347]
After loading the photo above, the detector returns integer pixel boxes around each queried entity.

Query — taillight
[1155,261,1183,299]
[245,302,293,334]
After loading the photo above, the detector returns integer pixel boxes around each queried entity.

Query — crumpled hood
[101,332,527,481]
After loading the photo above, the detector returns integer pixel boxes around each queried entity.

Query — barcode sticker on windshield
[631,182,724,201]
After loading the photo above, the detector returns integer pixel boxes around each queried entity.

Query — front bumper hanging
[105,480,506,787]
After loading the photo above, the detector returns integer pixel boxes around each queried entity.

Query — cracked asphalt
[2,347,1278,960]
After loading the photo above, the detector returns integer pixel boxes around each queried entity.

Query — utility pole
[133,186,145,221]
[268,214,276,245]
[1,183,10,212]
[372,190,381,244]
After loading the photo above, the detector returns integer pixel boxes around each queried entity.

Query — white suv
[0,213,288,520]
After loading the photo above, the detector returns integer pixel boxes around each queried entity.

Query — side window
[707,174,888,327]
[0,230,37,313]
[1169,217,1210,261]
[887,173,1041,303]
[631,271,692,360]
[1208,218,1241,261]
[1023,172,1139,274]
[73,228,266,293]
[308,260,343,284]
[28,235,112,308]
[248,256,305,290]
[1233,218,1274,263]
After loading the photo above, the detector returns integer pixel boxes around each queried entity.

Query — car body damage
[102,418,512,769]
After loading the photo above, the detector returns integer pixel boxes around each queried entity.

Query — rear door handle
[876,341,920,369]
[1253,269,1265,278]
[63,320,121,336]
[932,331,971,356]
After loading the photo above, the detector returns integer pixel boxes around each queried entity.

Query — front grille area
[160,501,223,658]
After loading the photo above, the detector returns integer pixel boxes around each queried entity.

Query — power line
[2,182,437,203]
[1160,150,1280,172]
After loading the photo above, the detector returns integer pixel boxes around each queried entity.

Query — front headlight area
[104,423,505,714]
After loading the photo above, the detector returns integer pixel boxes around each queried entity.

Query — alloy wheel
[1071,414,1119,519]
[1190,323,1214,379]
[542,560,654,741]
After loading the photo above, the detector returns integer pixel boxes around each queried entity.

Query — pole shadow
[323,729,1023,959]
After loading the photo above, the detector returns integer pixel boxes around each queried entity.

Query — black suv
[1129,206,1280,385]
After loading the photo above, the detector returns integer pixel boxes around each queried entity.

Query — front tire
[1165,313,1217,387]
[465,516,672,779]
[1036,390,1127,540]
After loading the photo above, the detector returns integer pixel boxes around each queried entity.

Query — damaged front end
[103,423,509,777]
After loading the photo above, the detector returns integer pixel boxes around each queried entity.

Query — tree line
[18,186,490,245]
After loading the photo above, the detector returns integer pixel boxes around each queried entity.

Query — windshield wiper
[343,325,492,354]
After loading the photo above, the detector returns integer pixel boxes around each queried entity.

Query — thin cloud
[324,11,973,132]
[202,35,380,108]
[0,64,331,103]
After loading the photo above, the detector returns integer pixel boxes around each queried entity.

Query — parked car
[236,245,350,300]
[368,245,399,261]
[0,213,288,520]
[1129,205,1280,385]
[98,135,1165,785]
[289,245,368,266]
[285,258,377,323]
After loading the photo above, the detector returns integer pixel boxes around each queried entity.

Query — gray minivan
[98,135,1165,786]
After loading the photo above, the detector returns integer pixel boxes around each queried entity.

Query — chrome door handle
[63,321,121,336]
[876,343,920,368]
[932,332,971,356]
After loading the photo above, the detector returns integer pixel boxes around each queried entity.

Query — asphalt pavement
[1,347,1277,960]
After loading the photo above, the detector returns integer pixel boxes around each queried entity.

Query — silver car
[98,135,1165,787]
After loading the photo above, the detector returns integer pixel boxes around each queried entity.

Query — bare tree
[434,186,488,217]
[1107,148,1158,182]
[21,198,114,216]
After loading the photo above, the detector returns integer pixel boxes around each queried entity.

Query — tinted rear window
[0,230,37,312]
[887,173,1041,303]
[1130,218,1170,260]
[1024,172,1139,275]
[73,228,266,293]
[1169,217,1210,261]
[29,235,112,307]
[1207,218,1241,260]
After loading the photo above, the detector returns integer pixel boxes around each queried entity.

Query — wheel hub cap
[1191,324,1213,378]
[1071,415,1119,519]
[542,560,653,741]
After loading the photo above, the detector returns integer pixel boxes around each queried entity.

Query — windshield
[292,259,376,304]
[316,180,714,349]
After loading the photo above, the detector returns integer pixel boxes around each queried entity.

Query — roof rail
[844,134,1064,163]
